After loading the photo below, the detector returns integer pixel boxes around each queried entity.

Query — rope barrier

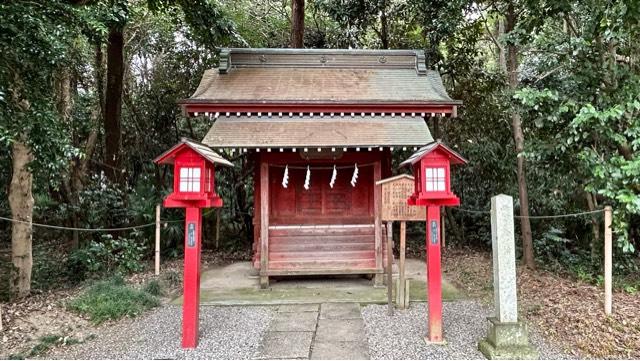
[0,216,158,232]
[0,208,218,232]
[0,204,605,232]
[451,207,604,219]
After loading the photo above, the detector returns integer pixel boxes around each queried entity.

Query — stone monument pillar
[479,194,538,359]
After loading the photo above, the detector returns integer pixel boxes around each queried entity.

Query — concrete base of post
[478,317,538,360]
[424,337,447,346]
[259,275,269,289]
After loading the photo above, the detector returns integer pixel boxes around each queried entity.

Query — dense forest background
[1,0,638,299]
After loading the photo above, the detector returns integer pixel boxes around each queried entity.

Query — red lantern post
[401,141,467,343]
[154,138,232,348]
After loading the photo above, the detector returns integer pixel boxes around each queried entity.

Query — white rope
[0,209,217,232]
[451,207,605,219]
[282,165,289,188]
[0,216,158,231]
[350,163,359,187]
[329,165,337,188]
[304,165,311,190]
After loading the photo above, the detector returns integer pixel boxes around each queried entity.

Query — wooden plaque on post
[377,174,426,222]
[376,174,426,311]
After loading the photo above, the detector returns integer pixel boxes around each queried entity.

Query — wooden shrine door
[269,165,374,225]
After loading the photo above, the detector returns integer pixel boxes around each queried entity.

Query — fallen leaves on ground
[443,247,640,359]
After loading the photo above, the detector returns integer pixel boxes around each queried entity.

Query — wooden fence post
[604,205,612,315]
[155,204,161,276]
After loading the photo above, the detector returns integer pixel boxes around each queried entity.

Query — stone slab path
[258,303,369,360]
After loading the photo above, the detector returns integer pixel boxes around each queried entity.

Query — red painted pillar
[426,205,443,342]
[182,207,202,348]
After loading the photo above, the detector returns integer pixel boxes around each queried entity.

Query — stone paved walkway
[258,303,369,360]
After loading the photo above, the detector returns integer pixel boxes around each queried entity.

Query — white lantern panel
[179,180,189,192]
[178,167,201,192]
[425,167,446,192]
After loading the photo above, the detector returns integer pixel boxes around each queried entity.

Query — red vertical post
[182,207,202,348]
[426,205,443,342]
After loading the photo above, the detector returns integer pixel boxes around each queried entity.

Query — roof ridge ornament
[416,50,427,75]
[217,48,433,74]
[219,49,231,74]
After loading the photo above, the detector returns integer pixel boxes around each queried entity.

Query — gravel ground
[45,305,275,360]
[362,300,573,360]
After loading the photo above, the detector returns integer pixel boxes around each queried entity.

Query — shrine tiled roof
[182,48,459,105]
[201,114,433,149]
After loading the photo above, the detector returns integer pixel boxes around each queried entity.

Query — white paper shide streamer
[350,163,359,187]
[329,165,337,188]
[304,165,311,190]
[282,165,289,188]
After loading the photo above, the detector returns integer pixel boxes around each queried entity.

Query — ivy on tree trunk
[9,139,34,298]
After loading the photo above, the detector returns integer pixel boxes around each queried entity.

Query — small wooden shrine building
[180,48,460,286]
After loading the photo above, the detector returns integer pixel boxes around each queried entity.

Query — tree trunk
[95,44,106,118]
[498,19,507,73]
[379,0,389,49]
[585,191,600,260]
[505,4,535,269]
[55,69,81,248]
[9,139,34,298]
[104,27,124,182]
[290,0,305,48]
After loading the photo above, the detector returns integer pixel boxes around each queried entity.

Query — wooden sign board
[377,174,426,221]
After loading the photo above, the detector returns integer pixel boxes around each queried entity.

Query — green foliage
[142,279,163,296]
[31,243,69,292]
[67,231,147,281]
[68,277,160,324]
[147,0,243,49]
[0,1,84,173]
[2,0,639,298]
[35,334,80,356]
[513,0,640,260]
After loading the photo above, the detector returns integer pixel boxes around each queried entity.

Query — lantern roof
[154,138,233,167]
[399,141,468,167]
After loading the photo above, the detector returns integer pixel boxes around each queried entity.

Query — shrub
[67,230,147,281]
[142,279,163,296]
[68,277,160,324]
